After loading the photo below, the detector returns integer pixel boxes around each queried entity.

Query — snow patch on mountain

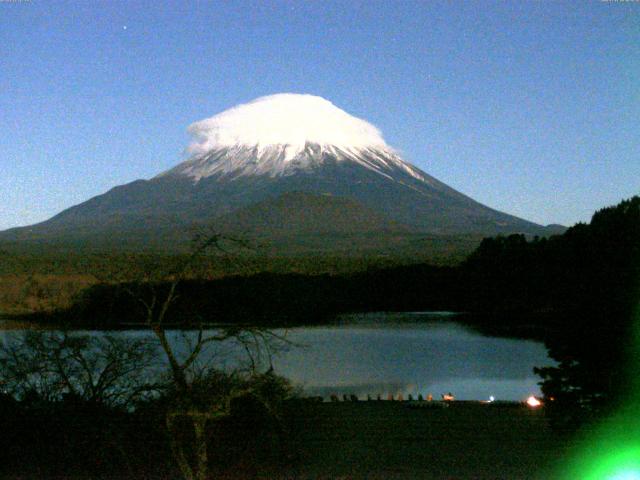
[159,93,429,183]
[165,143,427,182]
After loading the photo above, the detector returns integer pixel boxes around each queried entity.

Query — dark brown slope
[0,150,562,253]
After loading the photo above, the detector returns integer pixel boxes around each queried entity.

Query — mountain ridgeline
[0,94,561,254]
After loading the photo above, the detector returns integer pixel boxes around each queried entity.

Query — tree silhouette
[121,230,293,480]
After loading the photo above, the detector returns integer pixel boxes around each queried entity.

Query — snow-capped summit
[188,93,389,154]
[0,93,555,252]
[160,94,427,181]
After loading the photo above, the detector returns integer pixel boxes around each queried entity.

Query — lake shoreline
[2,311,552,402]
[0,309,559,342]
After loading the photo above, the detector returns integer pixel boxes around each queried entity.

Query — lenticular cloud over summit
[187,93,390,154]
[164,93,420,180]
[0,92,550,247]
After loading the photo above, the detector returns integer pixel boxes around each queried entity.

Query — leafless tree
[0,330,160,408]
[122,231,294,480]
[0,232,295,480]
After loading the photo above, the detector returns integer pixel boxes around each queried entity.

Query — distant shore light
[526,396,542,407]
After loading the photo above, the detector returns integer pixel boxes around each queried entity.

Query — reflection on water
[0,312,552,401]
[275,313,551,401]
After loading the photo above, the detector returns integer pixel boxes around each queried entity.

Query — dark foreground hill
[0,393,568,480]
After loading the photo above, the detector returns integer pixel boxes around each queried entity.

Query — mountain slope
[215,191,410,236]
[0,93,560,253]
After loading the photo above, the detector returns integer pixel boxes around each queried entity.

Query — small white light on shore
[526,396,542,407]
[489,396,495,402]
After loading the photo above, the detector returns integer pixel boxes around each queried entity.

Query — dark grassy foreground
[0,395,577,479]
[258,401,570,480]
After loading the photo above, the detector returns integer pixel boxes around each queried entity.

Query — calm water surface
[0,312,552,401]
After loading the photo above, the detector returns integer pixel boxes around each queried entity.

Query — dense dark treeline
[462,197,640,423]
[462,197,640,317]
[54,264,462,327]
[0,228,483,280]
[0,248,464,315]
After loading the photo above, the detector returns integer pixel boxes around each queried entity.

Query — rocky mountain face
[0,94,560,254]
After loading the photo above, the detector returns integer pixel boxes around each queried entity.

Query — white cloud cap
[187,93,390,155]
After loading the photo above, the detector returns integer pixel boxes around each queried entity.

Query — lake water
[0,312,552,401]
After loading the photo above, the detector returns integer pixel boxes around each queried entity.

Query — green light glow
[560,425,640,479]
[587,449,640,480]
[609,471,640,480]
[557,300,640,479]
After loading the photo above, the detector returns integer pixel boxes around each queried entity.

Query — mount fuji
[0,94,560,255]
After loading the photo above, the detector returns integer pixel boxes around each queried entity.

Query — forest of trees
[1,196,638,449]
[463,197,640,425]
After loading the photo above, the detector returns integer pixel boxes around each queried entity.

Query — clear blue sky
[1,0,638,230]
